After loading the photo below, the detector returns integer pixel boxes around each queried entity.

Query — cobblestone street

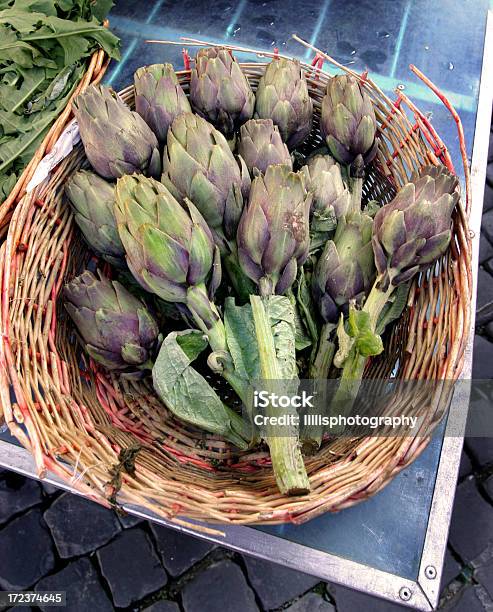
[0,122,492,612]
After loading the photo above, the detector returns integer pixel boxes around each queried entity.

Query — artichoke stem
[259,276,275,297]
[329,278,395,434]
[363,277,396,331]
[349,176,363,217]
[250,295,310,495]
[187,284,251,408]
[302,323,336,453]
[223,249,257,302]
[309,322,337,380]
[187,284,227,352]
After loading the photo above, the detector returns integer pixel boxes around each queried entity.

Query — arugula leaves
[0,0,120,200]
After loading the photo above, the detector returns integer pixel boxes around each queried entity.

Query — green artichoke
[65,170,125,268]
[313,212,375,323]
[64,270,160,371]
[114,174,220,304]
[254,58,313,150]
[190,47,255,138]
[304,153,351,249]
[161,113,250,250]
[134,63,191,145]
[73,85,161,180]
[320,75,378,177]
[237,164,312,296]
[373,165,459,290]
[238,118,292,175]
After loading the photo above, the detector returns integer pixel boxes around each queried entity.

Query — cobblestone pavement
[0,124,492,612]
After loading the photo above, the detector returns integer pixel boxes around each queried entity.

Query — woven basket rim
[0,47,473,528]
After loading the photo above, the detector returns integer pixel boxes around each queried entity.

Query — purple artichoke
[190,47,255,138]
[65,170,125,269]
[313,212,375,323]
[373,165,459,290]
[73,85,161,180]
[320,75,378,177]
[238,118,292,175]
[134,63,191,144]
[304,153,351,249]
[237,164,312,295]
[254,58,313,150]
[64,270,160,371]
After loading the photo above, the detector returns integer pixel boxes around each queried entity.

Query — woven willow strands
[0,41,472,528]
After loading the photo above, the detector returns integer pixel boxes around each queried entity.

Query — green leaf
[0,8,48,34]
[25,63,74,112]
[152,330,250,449]
[287,290,312,350]
[1,67,47,114]
[355,328,384,357]
[263,296,298,381]
[0,25,45,68]
[364,199,380,218]
[21,16,121,60]
[348,308,371,338]
[11,1,58,16]
[295,268,319,343]
[224,297,260,381]
[175,330,208,361]
[89,0,114,22]
[0,63,81,174]
[225,296,298,382]
[0,171,17,198]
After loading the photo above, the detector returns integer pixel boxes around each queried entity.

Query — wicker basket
[0,48,110,242]
[0,43,472,527]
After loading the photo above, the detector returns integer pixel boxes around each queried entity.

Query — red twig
[398,91,454,170]
[182,49,191,70]
[409,64,470,213]
[386,121,421,165]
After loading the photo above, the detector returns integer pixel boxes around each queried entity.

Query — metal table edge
[0,10,492,611]
[416,9,493,609]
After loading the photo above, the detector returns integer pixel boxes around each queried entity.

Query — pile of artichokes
[64,47,459,496]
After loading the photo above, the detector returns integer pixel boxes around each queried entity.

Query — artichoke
[134,63,191,144]
[237,164,312,296]
[320,75,378,177]
[313,212,375,323]
[372,165,459,290]
[190,47,255,138]
[254,58,313,150]
[73,85,161,180]
[64,270,160,371]
[238,118,292,175]
[330,165,459,418]
[304,153,351,249]
[65,170,125,268]
[161,113,250,249]
[114,174,220,305]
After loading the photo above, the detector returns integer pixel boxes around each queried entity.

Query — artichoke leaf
[152,329,249,449]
